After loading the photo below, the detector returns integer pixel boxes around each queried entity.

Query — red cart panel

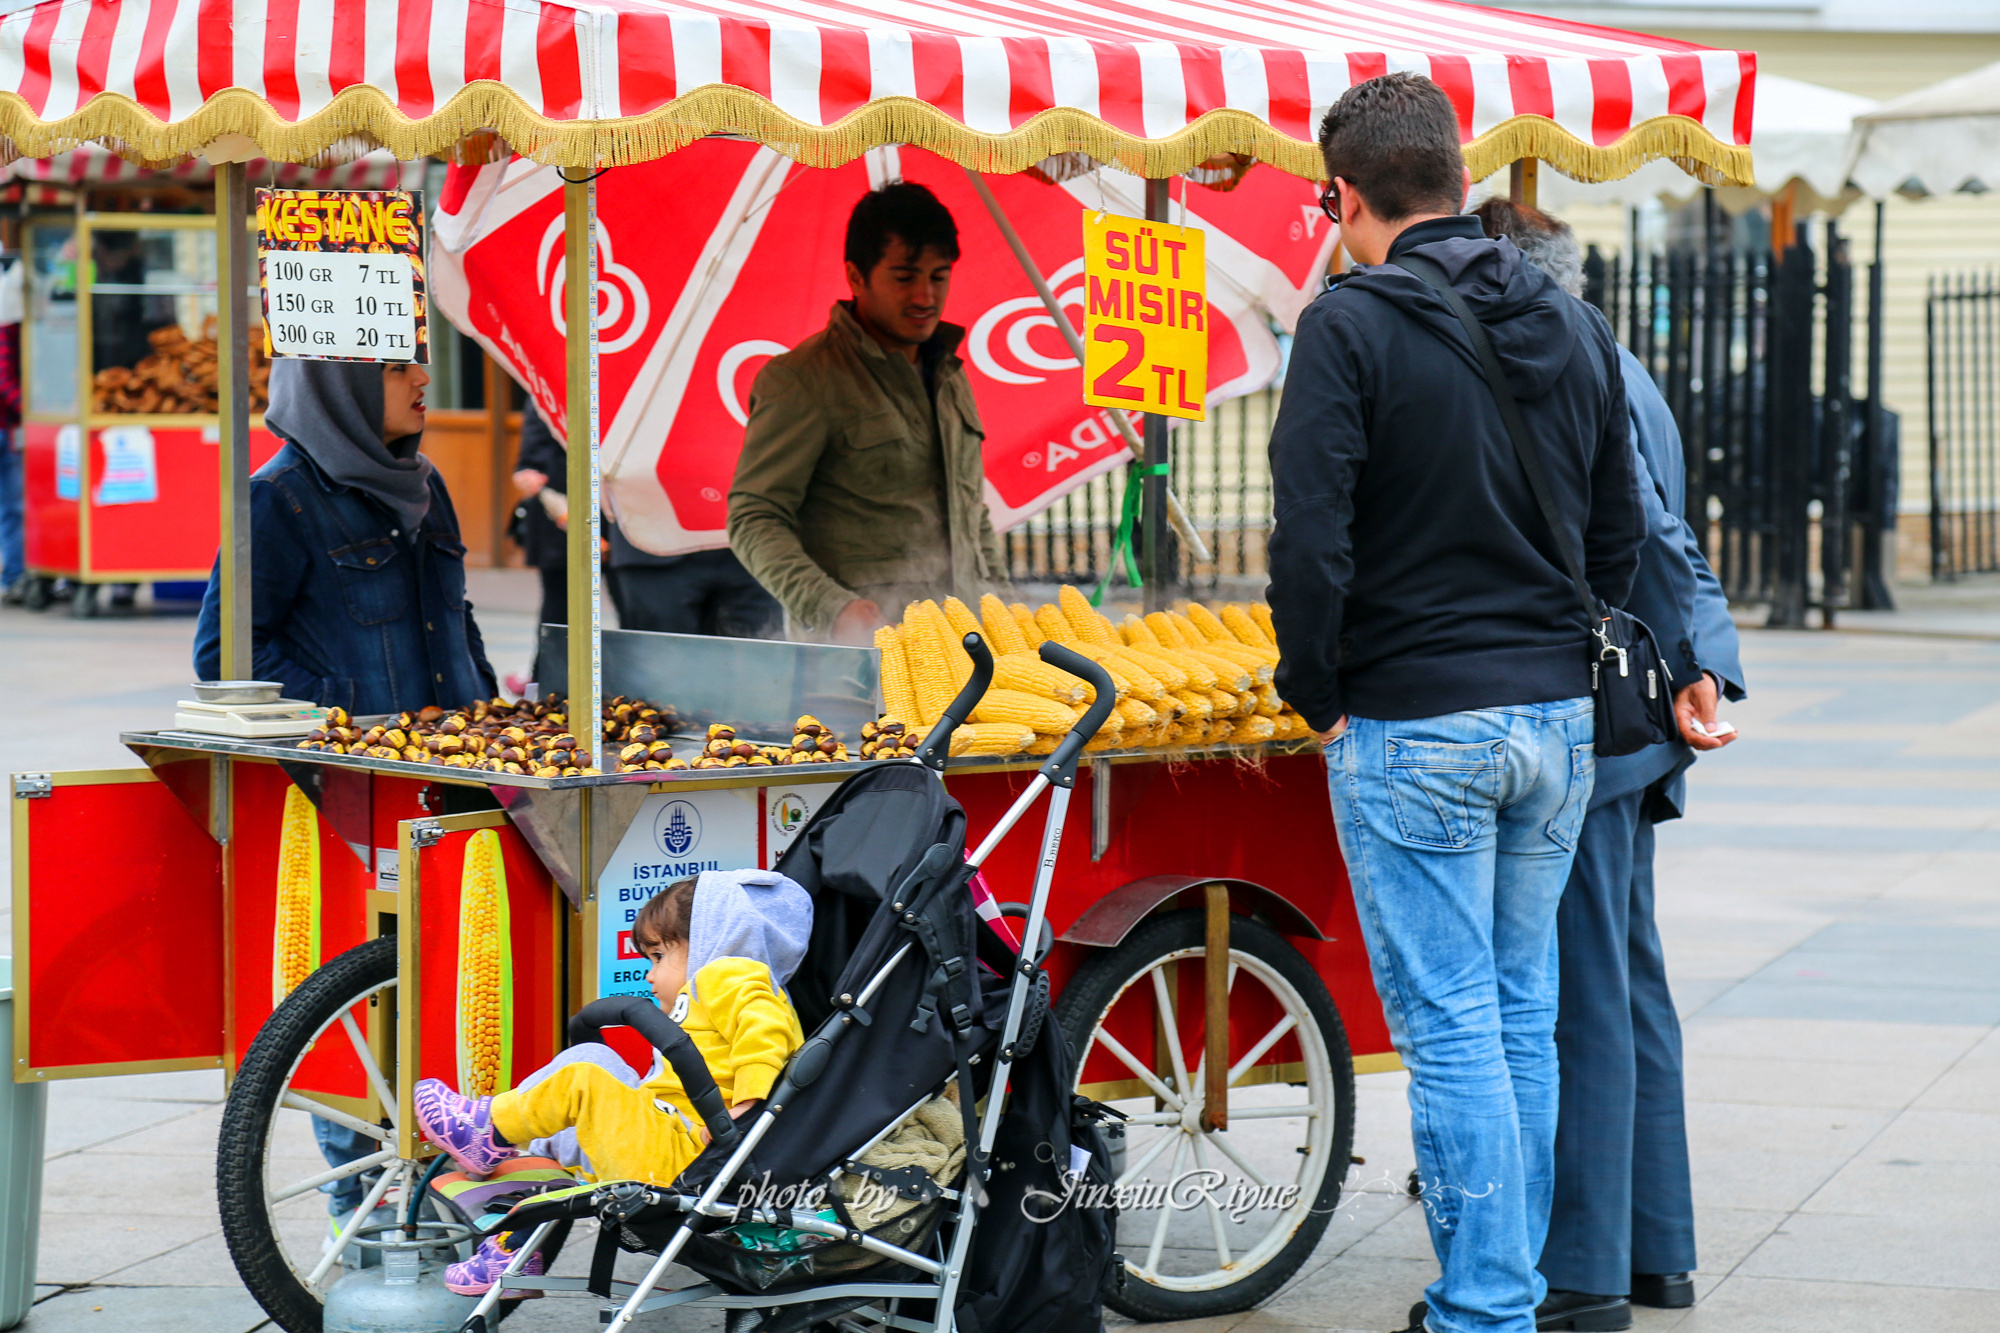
[22,422,281,579]
[10,767,224,1080]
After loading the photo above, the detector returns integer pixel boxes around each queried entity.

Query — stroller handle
[567,996,742,1153]
[914,631,996,771]
[1036,642,1119,785]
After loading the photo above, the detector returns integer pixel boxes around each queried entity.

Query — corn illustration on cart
[1,0,1758,1327]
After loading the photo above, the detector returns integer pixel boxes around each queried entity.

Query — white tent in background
[1521,75,1878,215]
[1845,60,2000,199]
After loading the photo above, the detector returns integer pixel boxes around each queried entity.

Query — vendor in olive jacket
[728,182,1009,645]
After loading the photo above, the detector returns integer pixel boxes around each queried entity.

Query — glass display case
[18,212,279,613]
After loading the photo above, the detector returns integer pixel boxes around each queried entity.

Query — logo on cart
[769,792,810,839]
[654,801,702,858]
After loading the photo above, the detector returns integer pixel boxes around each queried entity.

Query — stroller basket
[458,635,1120,1333]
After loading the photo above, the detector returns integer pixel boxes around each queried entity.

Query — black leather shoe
[1536,1291,1632,1331]
[1399,1300,1430,1332]
[1629,1273,1694,1309]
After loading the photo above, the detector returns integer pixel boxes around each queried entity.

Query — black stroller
[452,635,1122,1333]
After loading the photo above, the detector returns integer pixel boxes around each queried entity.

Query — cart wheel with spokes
[216,936,551,1332]
[1055,910,1355,1322]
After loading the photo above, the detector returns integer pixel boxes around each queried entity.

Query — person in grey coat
[1473,200,1746,1332]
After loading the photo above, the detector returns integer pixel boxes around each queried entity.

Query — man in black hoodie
[1266,75,1645,1333]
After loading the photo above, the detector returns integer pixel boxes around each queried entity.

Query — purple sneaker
[412,1079,517,1177]
[445,1233,545,1298]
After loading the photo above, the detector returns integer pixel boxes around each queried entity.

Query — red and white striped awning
[8,144,419,189]
[0,0,1754,184]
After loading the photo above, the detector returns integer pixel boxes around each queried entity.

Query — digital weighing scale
[171,697,330,739]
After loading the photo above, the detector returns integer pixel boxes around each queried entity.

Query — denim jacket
[194,441,497,715]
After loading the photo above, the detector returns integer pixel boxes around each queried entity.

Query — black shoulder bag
[1395,252,1676,759]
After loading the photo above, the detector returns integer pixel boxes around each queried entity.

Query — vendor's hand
[512,468,549,496]
[1675,672,1735,750]
[831,598,886,646]
[1315,716,1349,745]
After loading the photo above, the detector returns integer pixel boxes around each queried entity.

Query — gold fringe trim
[0,83,1754,188]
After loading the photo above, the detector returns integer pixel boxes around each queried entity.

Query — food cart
[0,2,1756,1329]
[11,152,414,614]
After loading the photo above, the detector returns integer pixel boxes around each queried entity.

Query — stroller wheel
[1055,910,1356,1322]
[216,936,558,1332]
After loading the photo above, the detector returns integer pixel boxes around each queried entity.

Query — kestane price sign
[256,188,428,363]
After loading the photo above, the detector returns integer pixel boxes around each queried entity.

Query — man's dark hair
[1317,73,1466,223]
[844,181,960,276]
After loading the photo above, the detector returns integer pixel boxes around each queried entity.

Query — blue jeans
[0,429,22,587]
[1324,700,1596,1333]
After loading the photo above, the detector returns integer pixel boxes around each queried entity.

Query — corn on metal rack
[0,2,1759,1327]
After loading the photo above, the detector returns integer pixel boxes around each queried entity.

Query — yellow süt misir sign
[1081,213,1208,421]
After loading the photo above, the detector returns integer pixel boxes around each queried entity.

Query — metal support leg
[1201,881,1229,1131]
[215,161,253,679]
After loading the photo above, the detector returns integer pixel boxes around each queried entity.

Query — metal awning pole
[961,168,1211,565]
[216,161,253,678]
[1141,178,1171,611]
[563,174,603,771]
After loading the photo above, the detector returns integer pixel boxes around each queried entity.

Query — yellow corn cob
[973,689,1083,734]
[1075,644,1156,700]
[1210,688,1243,718]
[1119,614,1161,648]
[1116,697,1160,730]
[1221,603,1272,647]
[272,785,322,1005]
[876,626,920,723]
[1250,603,1277,643]
[1085,732,1122,752]
[1033,603,1078,644]
[1162,613,1256,686]
[1152,691,1187,722]
[949,722,1036,756]
[942,596,983,641]
[1058,585,1117,646]
[1010,602,1047,648]
[1254,684,1283,717]
[1182,602,1231,643]
[1201,642,1276,684]
[1026,733,1061,756]
[994,653,1089,704]
[1272,710,1309,740]
[1144,611,1188,648]
[1171,689,1214,723]
[456,829,513,1098]
[903,608,957,726]
[924,596,980,688]
[982,594,1030,656]
[1116,643,1197,691]
[1231,715,1279,746]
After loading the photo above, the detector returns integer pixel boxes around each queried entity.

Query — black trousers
[612,550,782,639]
[1540,788,1697,1295]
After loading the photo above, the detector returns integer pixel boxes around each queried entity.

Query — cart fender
[1057,875,1329,948]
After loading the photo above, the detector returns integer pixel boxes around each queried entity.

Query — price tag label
[1081,212,1208,421]
[256,188,428,364]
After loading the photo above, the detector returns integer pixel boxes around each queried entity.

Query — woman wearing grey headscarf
[195,358,496,716]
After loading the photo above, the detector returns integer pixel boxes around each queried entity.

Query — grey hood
[265,359,433,532]
[687,868,813,996]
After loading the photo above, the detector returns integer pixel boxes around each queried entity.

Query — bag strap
[1392,251,1605,638]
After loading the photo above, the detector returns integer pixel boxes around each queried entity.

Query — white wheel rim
[1075,946,1336,1294]
[256,973,408,1299]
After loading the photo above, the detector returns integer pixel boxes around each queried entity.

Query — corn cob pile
[296,693,682,776]
[271,784,322,1005]
[865,588,1310,759]
[456,829,513,1097]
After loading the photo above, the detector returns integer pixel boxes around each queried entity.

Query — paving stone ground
[4,572,1997,1332]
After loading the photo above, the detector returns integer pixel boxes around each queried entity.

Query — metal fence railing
[1003,386,1279,595]
[1927,271,2000,580]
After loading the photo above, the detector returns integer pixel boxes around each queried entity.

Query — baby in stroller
[413,867,813,1294]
